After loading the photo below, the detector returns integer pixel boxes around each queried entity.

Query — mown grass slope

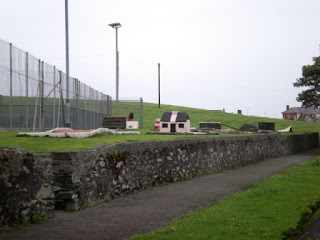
[0,102,318,153]
[143,103,319,133]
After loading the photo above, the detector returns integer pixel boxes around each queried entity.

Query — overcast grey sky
[1,0,320,118]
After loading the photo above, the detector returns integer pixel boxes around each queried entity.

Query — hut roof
[160,112,189,122]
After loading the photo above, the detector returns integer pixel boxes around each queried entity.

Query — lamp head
[109,23,121,29]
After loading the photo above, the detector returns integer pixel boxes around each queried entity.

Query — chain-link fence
[0,39,144,131]
[114,98,144,129]
[0,39,114,130]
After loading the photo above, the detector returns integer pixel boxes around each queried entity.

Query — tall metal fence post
[110,96,112,116]
[77,80,80,128]
[34,59,41,131]
[74,79,77,128]
[158,63,160,108]
[57,71,61,127]
[107,95,111,116]
[93,90,95,128]
[59,71,66,127]
[38,60,41,130]
[104,95,107,115]
[39,60,44,131]
[32,60,39,132]
[139,97,143,129]
[96,90,98,128]
[79,80,81,128]
[91,88,94,128]
[87,87,89,128]
[107,96,109,114]
[76,79,80,129]
[84,84,87,129]
[25,52,29,129]
[53,66,56,128]
[89,87,92,128]
[100,94,102,127]
[41,61,44,130]
[9,43,13,129]
[104,95,108,115]
[71,78,75,128]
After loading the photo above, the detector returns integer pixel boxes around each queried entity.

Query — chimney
[286,105,289,110]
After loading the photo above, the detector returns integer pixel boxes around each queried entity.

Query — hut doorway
[170,124,176,133]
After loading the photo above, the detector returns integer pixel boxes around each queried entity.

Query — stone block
[0,147,54,228]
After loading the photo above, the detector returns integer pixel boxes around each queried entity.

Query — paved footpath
[1,149,320,240]
[298,214,320,240]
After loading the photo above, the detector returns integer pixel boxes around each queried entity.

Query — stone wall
[50,133,318,210]
[0,148,54,228]
[0,132,318,227]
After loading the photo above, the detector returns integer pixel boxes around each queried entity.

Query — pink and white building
[159,111,190,133]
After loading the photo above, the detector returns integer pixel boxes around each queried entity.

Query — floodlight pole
[65,0,70,127]
[109,23,121,115]
[116,27,119,115]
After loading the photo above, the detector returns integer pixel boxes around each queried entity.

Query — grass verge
[132,157,320,240]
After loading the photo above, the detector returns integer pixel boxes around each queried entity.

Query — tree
[293,56,320,108]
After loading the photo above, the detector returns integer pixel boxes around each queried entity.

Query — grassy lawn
[0,131,207,153]
[0,102,319,152]
[132,158,320,240]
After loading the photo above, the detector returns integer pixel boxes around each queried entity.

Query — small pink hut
[160,111,190,133]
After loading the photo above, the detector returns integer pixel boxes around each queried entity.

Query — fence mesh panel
[115,99,144,129]
[0,39,143,130]
[0,39,116,130]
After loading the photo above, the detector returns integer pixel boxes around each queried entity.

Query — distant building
[160,111,190,133]
[282,105,320,122]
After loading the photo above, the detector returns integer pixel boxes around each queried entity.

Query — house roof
[282,107,320,115]
[160,112,189,122]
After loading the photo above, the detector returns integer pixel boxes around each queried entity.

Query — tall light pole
[109,22,121,115]
[65,0,70,127]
